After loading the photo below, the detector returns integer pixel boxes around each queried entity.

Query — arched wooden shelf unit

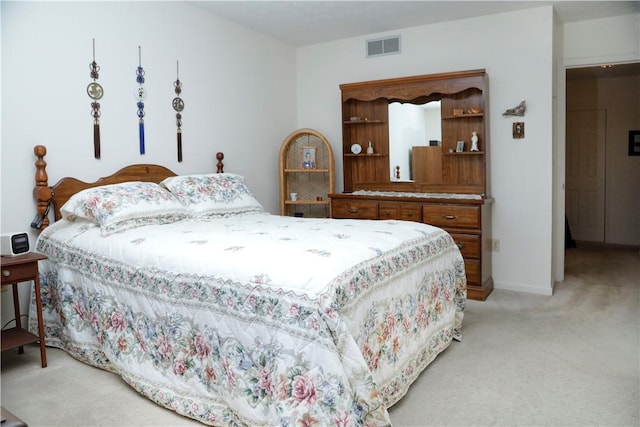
[278,128,335,217]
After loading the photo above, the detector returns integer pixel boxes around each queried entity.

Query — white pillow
[61,181,188,236]
[160,173,264,217]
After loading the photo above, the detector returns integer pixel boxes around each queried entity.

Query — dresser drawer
[464,259,480,285]
[398,204,422,222]
[378,203,422,222]
[332,199,378,219]
[450,233,480,259]
[378,203,398,220]
[422,204,480,229]
[1,261,38,284]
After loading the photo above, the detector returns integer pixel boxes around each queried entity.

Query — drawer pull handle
[406,212,413,217]
[444,215,457,220]
[456,242,464,249]
[348,207,359,214]
[2,270,10,277]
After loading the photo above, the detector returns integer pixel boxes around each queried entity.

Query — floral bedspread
[31,213,466,426]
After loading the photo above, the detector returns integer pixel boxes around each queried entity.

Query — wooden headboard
[33,145,225,231]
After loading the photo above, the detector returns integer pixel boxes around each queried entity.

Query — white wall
[297,6,557,295]
[564,13,640,67]
[552,9,565,284]
[1,1,296,325]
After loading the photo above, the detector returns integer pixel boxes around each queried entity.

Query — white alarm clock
[1,232,30,256]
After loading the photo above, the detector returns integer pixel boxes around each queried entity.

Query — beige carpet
[1,245,638,426]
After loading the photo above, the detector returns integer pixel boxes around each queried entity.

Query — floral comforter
[31,213,466,426]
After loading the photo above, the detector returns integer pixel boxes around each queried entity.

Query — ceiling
[189,1,639,47]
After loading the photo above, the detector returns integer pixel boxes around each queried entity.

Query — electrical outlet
[491,239,500,252]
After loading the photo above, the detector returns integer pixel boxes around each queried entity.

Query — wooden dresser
[331,69,493,300]
[330,193,493,300]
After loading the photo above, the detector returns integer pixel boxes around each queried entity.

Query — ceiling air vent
[366,35,401,58]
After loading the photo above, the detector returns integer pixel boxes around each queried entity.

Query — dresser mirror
[388,100,441,181]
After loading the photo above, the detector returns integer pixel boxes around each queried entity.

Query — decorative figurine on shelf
[470,131,479,151]
[367,141,374,154]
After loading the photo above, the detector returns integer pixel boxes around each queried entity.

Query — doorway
[565,62,640,246]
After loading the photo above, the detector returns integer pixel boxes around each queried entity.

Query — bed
[29,145,466,426]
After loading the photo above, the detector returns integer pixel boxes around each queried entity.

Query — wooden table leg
[11,284,24,354]
[33,275,47,368]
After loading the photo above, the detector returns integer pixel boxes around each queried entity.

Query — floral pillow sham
[160,173,264,217]
[60,181,188,236]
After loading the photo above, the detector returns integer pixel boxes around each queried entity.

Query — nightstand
[1,252,47,368]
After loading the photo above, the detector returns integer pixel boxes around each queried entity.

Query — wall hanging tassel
[176,124,182,162]
[87,38,103,159]
[136,46,146,155]
[172,60,185,162]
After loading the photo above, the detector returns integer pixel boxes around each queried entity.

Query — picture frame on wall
[629,130,640,156]
[302,146,316,169]
[513,122,525,139]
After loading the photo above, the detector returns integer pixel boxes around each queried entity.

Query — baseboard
[493,281,553,296]
[573,240,640,251]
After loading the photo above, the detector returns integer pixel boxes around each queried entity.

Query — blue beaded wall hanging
[136,46,146,155]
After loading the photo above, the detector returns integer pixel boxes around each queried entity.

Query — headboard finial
[33,145,51,231]
[34,144,47,158]
[216,152,224,173]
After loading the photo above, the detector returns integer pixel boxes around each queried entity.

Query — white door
[565,110,606,242]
